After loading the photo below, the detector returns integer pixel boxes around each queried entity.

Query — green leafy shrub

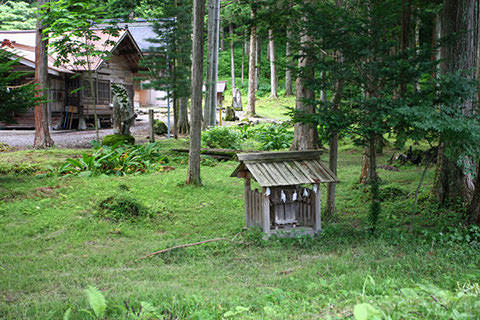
[59,142,168,176]
[1,50,39,123]
[102,134,135,146]
[201,156,220,167]
[239,138,264,151]
[0,142,12,152]
[379,186,409,201]
[251,123,293,150]
[98,195,152,222]
[154,120,168,135]
[202,126,242,149]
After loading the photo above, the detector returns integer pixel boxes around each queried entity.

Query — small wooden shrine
[231,151,338,236]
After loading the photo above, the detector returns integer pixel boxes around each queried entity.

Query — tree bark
[285,26,293,96]
[211,0,220,126]
[241,35,246,86]
[326,76,344,218]
[173,97,179,139]
[203,0,219,129]
[33,0,54,149]
[177,96,189,134]
[368,131,381,234]
[246,5,256,117]
[268,29,278,99]
[255,37,261,90]
[220,26,225,51]
[358,146,370,184]
[229,24,236,99]
[467,165,480,225]
[186,0,205,186]
[400,0,412,96]
[290,2,318,151]
[433,0,477,204]
[467,2,480,225]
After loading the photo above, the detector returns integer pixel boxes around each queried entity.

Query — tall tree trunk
[400,0,412,96]
[326,76,344,218]
[290,2,318,150]
[467,3,480,225]
[210,0,220,126]
[171,55,178,139]
[186,0,205,186]
[268,29,278,99]
[203,0,220,128]
[255,37,261,90]
[285,26,293,96]
[34,0,54,149]
[203,0,217,130]
[368,131,381,234]
[246,5,257,116]
[359,146,370,184]
[178,96,189,134]
[220,26,225,51]
[241,35,246,86]
[468,165,480,225]
[173,97,179,139]
[433,0,477,204]
[230,24,237,101]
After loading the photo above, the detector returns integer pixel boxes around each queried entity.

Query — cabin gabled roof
[231,151,338,187]
[0,28,142,74]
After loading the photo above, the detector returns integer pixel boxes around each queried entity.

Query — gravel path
[0,110,280,149]
[0,115,152,149]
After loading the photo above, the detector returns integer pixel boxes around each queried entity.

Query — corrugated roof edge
[231,151,338,185]
[237,150,322,162]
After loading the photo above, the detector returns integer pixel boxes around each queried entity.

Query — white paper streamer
[313,185,318,193]
[303,188,309,197]
[292,191,297,201]
[281,190,286,203]
[266,187,271,196]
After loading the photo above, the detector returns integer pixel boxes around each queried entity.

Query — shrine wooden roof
[231,151,338,187]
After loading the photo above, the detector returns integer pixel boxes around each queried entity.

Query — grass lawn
[0,137,479,319]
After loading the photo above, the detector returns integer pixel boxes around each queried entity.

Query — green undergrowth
[0,140,479,319]
[0,148,88,175]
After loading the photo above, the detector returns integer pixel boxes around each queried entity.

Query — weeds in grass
[98,195,152,222]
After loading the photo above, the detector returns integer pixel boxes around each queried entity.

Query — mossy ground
[0,136,479,319]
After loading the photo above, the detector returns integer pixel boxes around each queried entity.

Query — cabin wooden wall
[245,188,264,228]
[77,54,136,117]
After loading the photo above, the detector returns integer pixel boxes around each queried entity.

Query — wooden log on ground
[172,148,245,160]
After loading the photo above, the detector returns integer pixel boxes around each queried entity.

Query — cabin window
[66,78,80,106]
[97,80,111,105]
[82,80,95,99]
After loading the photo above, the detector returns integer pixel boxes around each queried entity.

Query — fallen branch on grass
[136,238,229,261]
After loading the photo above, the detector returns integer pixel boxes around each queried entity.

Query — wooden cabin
[0,29,142,129]
[231,151,338,237]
